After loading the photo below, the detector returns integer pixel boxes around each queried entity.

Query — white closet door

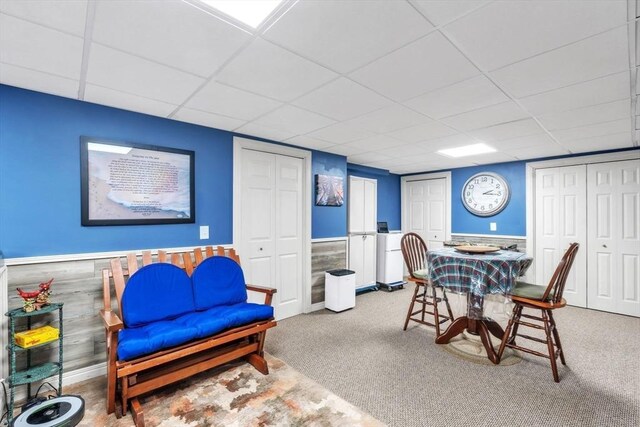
[241,149,304,320]
[349,235,365,288]
[535,165,587,307]
[349,178,365,233]
[405,178,446,249]
[587,160,640,317]
[363,179,377,233]
[362,234,377,285]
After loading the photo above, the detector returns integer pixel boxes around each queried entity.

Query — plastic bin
[325,269,356,312]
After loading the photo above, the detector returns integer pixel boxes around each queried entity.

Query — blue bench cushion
[191,256,248,310]
[121,263,195,328]
[117,302,274,360]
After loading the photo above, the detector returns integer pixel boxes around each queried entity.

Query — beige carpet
[62,354,384,426]
[266,288,640,427]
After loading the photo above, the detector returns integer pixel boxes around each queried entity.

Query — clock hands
[482,190,498,195]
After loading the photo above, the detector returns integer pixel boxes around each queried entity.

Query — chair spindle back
[542,242,579,303]
[401,233,428,279]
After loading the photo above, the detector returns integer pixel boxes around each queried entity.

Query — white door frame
[233,137,313,313]
[400,171,452,241]
[525,149,640,277]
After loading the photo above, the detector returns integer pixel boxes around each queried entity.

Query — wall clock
[461,172,510,217]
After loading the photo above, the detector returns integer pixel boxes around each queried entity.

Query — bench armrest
[101,309,124,332]
[246,284,277,306]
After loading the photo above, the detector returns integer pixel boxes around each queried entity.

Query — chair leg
[431,286,441,337]
[421,285,427,323]
[508,305,524,346]
[498,302,519,359]
[443,289,454,321]
[547,310,566,366]
[542,310,560,383]
[403,284,420,331]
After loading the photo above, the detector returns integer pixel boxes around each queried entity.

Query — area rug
[63,354,385,426]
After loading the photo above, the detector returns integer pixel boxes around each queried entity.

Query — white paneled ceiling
[0,0,637,174]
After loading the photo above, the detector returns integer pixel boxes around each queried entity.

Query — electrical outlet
[199,226,209,240]
[490,222,497,231]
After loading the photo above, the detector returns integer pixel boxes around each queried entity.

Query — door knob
[602,244,607,248]
[259,247,263,251]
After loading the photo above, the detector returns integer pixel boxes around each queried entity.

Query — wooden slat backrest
[216,246,225,256]
[229,248,241,265]
[142,251,153,266]
[127,253,139,276]
[182,252,195,275]
[158,250,167,263]
[205,246,214,257]
[193,248,204,265]
[171,253,182,269]
[110,258,126,315]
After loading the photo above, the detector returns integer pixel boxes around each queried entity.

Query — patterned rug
[63,354,384,426]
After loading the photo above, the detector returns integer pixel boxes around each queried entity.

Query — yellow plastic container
[14,325,59,348]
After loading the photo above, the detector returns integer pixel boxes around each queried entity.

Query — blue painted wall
[312,151,348,239]
[451,162,526,236]
[0,85,348,257]
[347,163,402,230]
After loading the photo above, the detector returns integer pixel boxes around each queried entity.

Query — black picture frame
[80,137,195,226]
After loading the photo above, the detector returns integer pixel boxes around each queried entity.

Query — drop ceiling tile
[0,14,83,79]
[490,134,557,151]
[307,121,375,144]
[387,121,457,143]
[86,44,204,105]
[472,152,518,165]
[561,131,632,152]
[185,81,281,121]
[636,68,640,94]
[418,134,481,153]
[374,144,430,158]
[412,1,489,26]
[404,75,508,119]
[636,115,640,130]
[346,104,432,134]
[0,62,78,98]
[235,122,296,142]
[325,144,362,157]
[348,151,391,165]
[216,38,337,102]
[84,84,177,117]
[537,99,630,131]
[253,105,335,135]
[350,32,479,101]
[505,144,570,161]
[0,0,87,35]
[343,135,406,152]
[93,0,251,77]
[551,118,631,142]
[490,26,629,98]
[470,119,545,142]
[285,135,335,150]
[292,78,391,121]
[441,101,528,131]
[173,107,246,131]
[263,0,432,73]
[518,72,630,115]
[443,1,627,71]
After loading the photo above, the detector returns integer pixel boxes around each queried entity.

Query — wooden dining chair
[401,233,454,336]
[498,243,579,382]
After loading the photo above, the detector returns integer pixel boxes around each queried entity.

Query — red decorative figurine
[17,278,53,312]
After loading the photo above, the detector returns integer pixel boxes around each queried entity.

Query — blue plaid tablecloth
[427,247,533,297]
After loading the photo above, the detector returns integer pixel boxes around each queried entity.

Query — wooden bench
[100,246,277,426]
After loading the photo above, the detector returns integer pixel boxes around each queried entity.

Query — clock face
[461,172,510,217]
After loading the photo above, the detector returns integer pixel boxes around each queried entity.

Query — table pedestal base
[435,316,506,364]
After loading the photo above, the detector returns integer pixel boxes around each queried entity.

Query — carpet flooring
[62,354,384,426]
[265,287,640,427]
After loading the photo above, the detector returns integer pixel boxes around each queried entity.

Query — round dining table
[427,247,533,364]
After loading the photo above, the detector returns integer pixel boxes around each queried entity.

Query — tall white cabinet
[534,159,640,317]
[348,176,377,291]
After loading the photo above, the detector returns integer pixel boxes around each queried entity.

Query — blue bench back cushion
[191,256,248,310]
[122,263,195,328]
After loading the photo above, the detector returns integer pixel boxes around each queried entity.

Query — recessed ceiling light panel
[437,143,496,158]
[199,0,284,28]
